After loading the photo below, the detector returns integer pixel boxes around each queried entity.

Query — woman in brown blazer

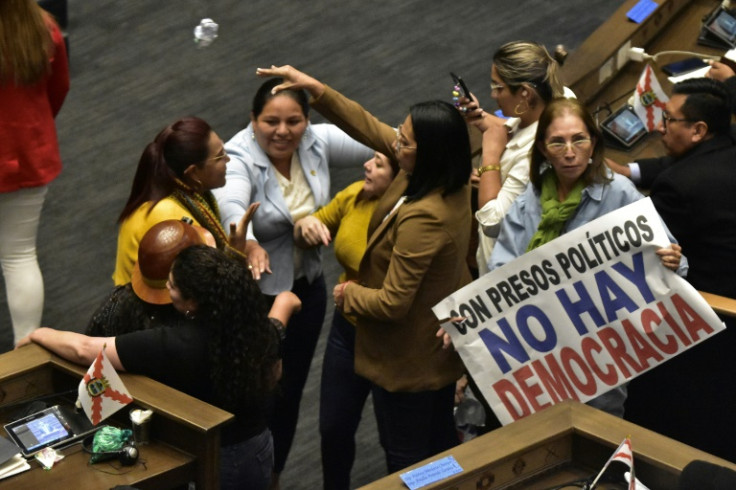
[258,65,473,474]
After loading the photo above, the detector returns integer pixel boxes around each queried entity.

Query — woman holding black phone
[458,41,565,275]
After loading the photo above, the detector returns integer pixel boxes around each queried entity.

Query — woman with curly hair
[19,245,301,490]
[0,0,69,344]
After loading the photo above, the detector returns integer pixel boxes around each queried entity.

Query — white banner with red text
[433,198,725,426]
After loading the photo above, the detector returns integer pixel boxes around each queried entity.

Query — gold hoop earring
[514,100,529,116]
[189,176,204,191]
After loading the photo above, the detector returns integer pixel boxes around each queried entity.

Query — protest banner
[433,198,725,426]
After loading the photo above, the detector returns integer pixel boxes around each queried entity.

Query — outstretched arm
[257,65,397,159]
[16,328,124,371]
[605,157,632,178]
[256,65,326,99]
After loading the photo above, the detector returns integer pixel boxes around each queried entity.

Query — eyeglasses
[209,149,228,161]
[394,125,416,152]
[545,139,592,156]
[661,111,693,130]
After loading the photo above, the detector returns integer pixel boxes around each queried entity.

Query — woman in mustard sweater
[293,152,396,489]
[113,117,255,285]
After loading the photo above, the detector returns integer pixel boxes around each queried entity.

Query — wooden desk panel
[360,401,736,489]
[0,344,233,489]
[3,441,195,490]
[699,291,736,317]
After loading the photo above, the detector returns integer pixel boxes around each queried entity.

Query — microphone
[678,460,736,489]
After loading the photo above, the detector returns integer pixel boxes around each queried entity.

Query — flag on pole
[612,438,636,490]
[77,346,133,425]
[611,437,634,468]
[633,64,669,132]
[589,437,636,490]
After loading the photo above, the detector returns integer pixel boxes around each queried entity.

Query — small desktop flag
[77,346,133,425]
[589,437,636,490]
[633,64,668,131]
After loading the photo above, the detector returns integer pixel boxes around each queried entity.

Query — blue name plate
[400,455,463,490]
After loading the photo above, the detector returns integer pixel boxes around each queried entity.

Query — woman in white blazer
[213,77,371,484]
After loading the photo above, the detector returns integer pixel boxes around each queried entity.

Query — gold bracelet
[477,164,501,176]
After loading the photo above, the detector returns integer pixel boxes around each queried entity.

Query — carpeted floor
[0,0,624,487]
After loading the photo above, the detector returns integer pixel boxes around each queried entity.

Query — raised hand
[256,65,326,98]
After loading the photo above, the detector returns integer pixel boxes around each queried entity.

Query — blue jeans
[319,310,371,490]
[270,275,327,473]
[371,382,459,474]
[220,428,273,490]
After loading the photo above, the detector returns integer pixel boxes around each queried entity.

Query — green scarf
[526,171,585,251]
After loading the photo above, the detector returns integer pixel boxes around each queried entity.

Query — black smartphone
[450,72,472,100]
[661,57,708,77]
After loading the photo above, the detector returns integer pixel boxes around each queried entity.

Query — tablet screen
[3,406,86,456]
[10,413,70,452]
[602,106,647,146]
[706,9,736,46]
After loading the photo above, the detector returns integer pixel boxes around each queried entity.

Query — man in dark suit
[609,78,736,297]
[619,78,736,462]
[640,78,736,298]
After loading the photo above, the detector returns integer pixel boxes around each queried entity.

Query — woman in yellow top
[293,152,396,490]
[113,117,254,284]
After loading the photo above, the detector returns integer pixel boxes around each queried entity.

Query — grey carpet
[0,0,624,487]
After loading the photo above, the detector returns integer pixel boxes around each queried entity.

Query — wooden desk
[0,344,234,489]
[360,400,736,489]
[700,291,736,317]
[561,0,725,163]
